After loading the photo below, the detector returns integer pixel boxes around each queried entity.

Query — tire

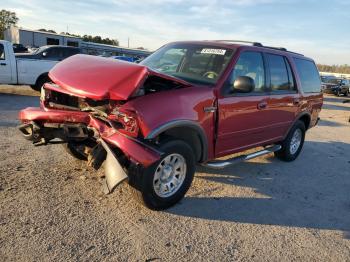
[131,140,195,210]
[63,142,88,160]
[336,89,341,97]
[30,75,50,92]
[274,120,305,162]
[345,90,349,97]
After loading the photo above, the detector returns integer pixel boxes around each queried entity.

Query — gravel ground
[0,87,350,261]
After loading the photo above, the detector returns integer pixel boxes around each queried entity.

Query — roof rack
[213,40,263,46]
[212,40,304,56]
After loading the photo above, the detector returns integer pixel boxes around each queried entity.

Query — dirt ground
[0,85,349,261]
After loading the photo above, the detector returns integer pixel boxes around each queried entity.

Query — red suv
[19,40,323,210]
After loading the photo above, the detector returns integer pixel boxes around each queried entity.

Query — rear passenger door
[265,53,300,139]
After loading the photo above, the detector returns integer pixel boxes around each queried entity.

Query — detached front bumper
[18,106,161,193]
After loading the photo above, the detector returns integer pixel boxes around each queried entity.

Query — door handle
[257,101,267,110]
[0,62,7,66]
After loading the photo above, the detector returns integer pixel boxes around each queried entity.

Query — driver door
[215,51,274,157]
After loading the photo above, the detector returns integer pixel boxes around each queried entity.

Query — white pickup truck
[0,40,81,91]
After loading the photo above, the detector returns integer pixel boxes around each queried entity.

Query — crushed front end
[18,83,161,193]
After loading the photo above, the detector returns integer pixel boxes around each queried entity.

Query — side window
[0,44,5,60]
[293,58,321,93]
[46,48,63,60]
[226,51,265,94]
[266,54,296,92]
[62,48,73,59]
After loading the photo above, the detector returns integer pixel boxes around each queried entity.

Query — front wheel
[274,120,305,162]
[131,140,195,210]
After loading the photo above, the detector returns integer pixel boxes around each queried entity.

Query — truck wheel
[274,120,305,162]
[30,75,50,92]
[131,140,195,210]
[62,142,88,160]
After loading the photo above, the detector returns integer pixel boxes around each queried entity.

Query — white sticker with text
[201,48,226,55]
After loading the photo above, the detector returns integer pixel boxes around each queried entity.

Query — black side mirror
[232,76,255,93]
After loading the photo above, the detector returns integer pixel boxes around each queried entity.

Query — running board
[203,145,282,169]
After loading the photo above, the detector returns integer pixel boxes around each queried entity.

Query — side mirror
[232,76,255,93]
[42,52,47,57]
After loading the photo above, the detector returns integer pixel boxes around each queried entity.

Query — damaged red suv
[19,40,322,210]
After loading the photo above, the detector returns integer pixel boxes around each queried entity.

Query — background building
[4,26,151,58]
[4,26,82,47]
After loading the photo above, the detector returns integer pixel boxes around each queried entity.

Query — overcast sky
[2,0,350,64]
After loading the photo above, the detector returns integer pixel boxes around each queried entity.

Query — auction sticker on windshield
[201,48,226,55]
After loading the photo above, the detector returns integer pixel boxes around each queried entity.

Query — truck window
[226,51,266,93]
[293,58,321,93]
[267,54,296,92]
[0,44,5,60]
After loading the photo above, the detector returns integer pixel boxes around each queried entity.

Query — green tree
[317,64,350,74]
[38,28,56,34]
[0,9,19,39]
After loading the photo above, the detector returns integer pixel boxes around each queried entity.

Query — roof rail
[212,40,304,56]
[213,40,263,46]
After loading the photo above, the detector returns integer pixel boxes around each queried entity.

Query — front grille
[45,89,109,112]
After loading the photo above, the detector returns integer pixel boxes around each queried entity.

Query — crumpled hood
[48,54,191,100]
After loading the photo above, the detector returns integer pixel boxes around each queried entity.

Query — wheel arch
[35,72,50,87]
[298,112,311,130]
[282,112,311,141]
[145,120,208,163]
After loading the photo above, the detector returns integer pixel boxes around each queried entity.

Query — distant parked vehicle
[322,78,349,96]
[111,56,136,62]
[12,43,28,53]
[15,45,81,62]
[0,40,81,91]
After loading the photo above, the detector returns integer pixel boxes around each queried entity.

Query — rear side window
[267,54,295,92]
[293,58,321,93]
[0,44,5,60]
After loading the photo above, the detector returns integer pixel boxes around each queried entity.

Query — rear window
[0,44,5,60]
[293,58,321,93]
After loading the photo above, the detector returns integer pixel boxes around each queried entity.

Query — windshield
[140,43,235,85]
[32,46,48,54]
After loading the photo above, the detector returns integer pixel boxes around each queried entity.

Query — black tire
[30,75,50,92]
[131,140,195,210]
[274,120,305,162]
[336,89,341,97]
[63,142,88,160]
[345,90,349,97]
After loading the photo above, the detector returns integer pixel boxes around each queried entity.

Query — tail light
[109,109,139,137]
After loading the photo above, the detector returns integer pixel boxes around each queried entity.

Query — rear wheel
[131,140,195,210]
[274,120,305,162]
